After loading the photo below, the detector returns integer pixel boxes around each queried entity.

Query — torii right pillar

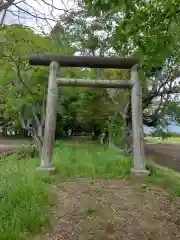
[130,65,149,177]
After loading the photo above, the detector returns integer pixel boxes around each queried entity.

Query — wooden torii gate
[29,54,149,177]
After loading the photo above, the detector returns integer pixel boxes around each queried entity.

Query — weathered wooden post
[130,65,149,177]
[37,61,59,172]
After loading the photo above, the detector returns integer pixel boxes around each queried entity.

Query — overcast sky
[3,0,76,33]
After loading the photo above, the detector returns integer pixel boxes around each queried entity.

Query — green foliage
[51,2,180,139]
[0,25,59,72]
[77,89,110,128]
[0,25,58,133]
[150,131,180,139]
[85,0,180,73]
[150,129,169,139]
[1,23,124,142]
[166,132,180,138]
[1,3,180,150]
[53,9,113,56]
[166,102,180,125]
[0,24,76,141]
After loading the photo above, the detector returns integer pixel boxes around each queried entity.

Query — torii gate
[29,54,149,177]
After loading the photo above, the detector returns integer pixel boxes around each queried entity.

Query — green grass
[146,160,180,196]
[0,155,53,240]
[146,136,180,144]
[53,141,132,180]
[0,142,132,240]
[2,141,180,240]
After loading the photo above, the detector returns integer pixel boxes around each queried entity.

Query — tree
[0,24,74,151]
[52,8,130,143]
[52,8,114,57]
[83,1,180,145]
[2,0,180,154]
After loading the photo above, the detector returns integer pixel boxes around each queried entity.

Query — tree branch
[0,0,16,12]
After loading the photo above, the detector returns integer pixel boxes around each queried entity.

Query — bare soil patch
[0,138,30,157]
[35,179,180,240]
[145,143,180,171]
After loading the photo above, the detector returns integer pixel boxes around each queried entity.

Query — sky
[2,0,76,33]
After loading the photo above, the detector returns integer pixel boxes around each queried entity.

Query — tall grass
[53,142,132,180]
[0,156,49,240]
[0,141,132,240]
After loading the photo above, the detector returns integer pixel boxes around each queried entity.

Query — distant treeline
[145,131,180,138]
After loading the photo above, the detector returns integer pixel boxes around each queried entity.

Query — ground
[34,179,180,240]
[0,138,30,157]
[1,138,180,172]
[145,136,180,172]
[1,138,180,239]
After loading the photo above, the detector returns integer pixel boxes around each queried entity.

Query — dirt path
[0,138,30,157]
[34,179,180,240]
[0,145,16,157]
[145,143,180,172]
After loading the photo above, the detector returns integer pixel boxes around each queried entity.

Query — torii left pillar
[130,65,149,177]
[37,61,59,172]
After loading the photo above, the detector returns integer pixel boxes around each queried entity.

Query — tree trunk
[92,124,101,141]
[103,130,109,145]
[1,127,7,137]
[19,115,43,155]
[122,101,133,155]
[108,130,112,147]
[34,135,42,154]
[19,128,29,138]
[122,119,133,155]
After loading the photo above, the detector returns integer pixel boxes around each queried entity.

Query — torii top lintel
[29,54,138,69]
